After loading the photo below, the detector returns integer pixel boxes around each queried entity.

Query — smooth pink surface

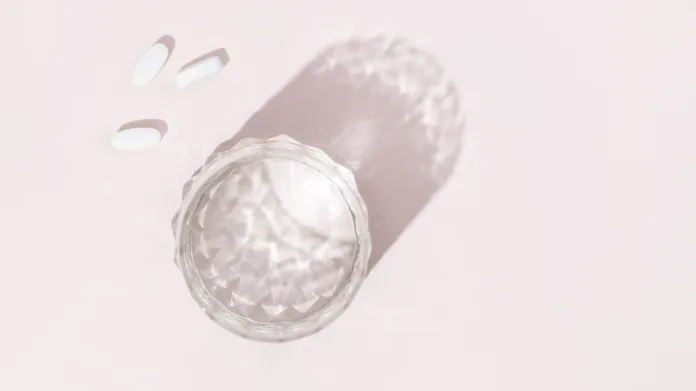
[2,1,695,390]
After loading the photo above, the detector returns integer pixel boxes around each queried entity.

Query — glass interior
[189,157,358,323]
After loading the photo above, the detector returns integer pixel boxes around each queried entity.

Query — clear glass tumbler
[172,135,371,342]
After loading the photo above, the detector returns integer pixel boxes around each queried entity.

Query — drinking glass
[172,135,371,342]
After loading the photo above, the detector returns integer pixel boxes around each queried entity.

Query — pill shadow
[155,35,176,62]
[201,36,465,274]
[118,118,169,139]
[179,48,230,71]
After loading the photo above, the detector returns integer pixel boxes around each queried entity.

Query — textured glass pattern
[173,136,371,341]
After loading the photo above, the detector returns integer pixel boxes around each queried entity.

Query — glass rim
[173,136,372,342]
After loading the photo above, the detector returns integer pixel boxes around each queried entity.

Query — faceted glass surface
[173,136,371,341]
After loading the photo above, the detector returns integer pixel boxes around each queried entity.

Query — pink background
[2,1,695,390]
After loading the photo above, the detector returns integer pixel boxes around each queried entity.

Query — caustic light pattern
[188,158,358,323]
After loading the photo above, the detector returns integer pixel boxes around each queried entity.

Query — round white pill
[110,127,162,151]
[132,42,170,87]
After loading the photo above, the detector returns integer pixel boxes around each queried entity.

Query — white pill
[111,127,162,151]
[132,42,170,87]
[175,55,224,88]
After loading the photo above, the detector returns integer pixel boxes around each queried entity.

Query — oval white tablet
[175,55,225,88]
[111,127,162,151]
[132,42,170,87]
